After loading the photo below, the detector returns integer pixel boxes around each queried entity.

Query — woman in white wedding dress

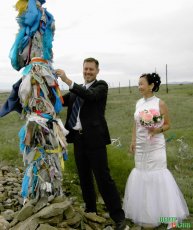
[123,73,189,229]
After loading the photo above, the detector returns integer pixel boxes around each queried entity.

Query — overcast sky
[0,0,193,90]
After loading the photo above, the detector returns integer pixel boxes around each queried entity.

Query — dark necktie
[68,96,83,128]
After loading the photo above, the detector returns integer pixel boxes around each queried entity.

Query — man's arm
[55,69,108,101]
[71,81,108,102]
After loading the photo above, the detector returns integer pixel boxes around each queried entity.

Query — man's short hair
[83,57,99,68]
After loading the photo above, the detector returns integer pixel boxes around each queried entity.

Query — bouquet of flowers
[139,109,163,129]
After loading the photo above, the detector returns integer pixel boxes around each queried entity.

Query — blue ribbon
[21,165,30,198]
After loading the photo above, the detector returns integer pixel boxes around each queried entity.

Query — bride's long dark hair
[140,73,161,92]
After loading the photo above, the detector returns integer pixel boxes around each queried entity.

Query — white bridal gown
[123,96,189,227]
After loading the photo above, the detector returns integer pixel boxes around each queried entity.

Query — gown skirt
[123,134,189,227]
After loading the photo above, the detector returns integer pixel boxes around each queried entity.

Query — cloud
[0,0,193,90]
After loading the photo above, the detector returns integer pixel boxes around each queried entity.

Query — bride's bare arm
[149,99,170,136]
[159,99,170,132]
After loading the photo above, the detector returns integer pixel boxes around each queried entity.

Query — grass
[0,84,193,228]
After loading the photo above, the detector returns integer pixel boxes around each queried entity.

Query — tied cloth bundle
[0,0,68,203]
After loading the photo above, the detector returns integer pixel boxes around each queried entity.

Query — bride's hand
[148,127,161,137]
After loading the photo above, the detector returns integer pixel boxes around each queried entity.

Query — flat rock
[36,200,71,219]
[64,206,76,219]
[10,218,39,230]
[0,215,10,230]
[51,195,67,204]
[37,224,58,230]
[39,214,63,225]
[84,212,106,223]
[1,209,15,221]
[66,212,82,226]
[33,197,48,213]
[17,204,34,221]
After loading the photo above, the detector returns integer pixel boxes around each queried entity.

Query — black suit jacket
[63,80,111,149]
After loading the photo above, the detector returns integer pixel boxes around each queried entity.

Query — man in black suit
[55,57,129,230]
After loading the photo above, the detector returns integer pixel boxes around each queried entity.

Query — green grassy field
[0,84,193,228]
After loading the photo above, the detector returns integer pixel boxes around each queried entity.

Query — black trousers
[73,131,125,223]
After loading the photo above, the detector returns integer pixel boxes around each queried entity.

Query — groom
[56,57,129,230]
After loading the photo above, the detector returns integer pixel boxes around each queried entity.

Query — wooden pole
[129,80,132,93]
[166,64,169,93]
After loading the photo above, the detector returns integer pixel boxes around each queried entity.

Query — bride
[123,73,189,229]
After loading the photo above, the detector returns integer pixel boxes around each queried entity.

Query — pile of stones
[0,165,114,230]
[0,166,23,213]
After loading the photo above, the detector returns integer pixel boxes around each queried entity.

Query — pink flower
[139,111,153,122]
[149,109,160,116]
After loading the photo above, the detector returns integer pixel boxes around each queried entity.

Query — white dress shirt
[70,80,95,130]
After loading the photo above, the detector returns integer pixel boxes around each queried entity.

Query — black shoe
[84,208,97,214]
[115,219,130,230]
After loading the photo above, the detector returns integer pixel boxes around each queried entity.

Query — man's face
[83,61,99,83]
